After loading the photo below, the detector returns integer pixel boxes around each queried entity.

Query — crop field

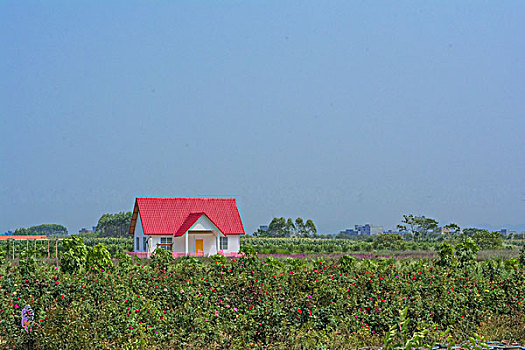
[0,238,524,349]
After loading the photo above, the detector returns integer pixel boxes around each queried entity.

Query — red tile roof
[132,198,245,236]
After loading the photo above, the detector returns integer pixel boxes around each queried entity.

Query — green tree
[472,230,503,249]
[14,224,68,236]
[286,218,296,236]
[13,227,29,235]
[254,217,318,238]
[305,219,317,237]
[462,227,482,237]
[397,215,438,241]
[295,217,306,237]
[95,211,132,237]
[267,217,288,237]
[443,223,461,239]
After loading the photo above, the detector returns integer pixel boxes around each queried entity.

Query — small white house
[128,197,245,257]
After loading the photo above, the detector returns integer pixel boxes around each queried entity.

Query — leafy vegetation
[0,237,524,349]
[61,235,88,273]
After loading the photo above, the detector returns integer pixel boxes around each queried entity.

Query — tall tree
[305,219,317,236]
[256,217,318,238]
[443,223,461,240]
[267,217,288,237]
[295,218,306,237]
[471,229,503,249]
[95,211,132,237]
[397,215,438,241]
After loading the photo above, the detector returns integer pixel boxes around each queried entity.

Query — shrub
[286,257,305,270]
[86,243,112,271]
[339,255,356,272]
[151,248,174,270]
[503,258,519,271]
[264,256,284,269]
[373,233,405,251]
[211,254,227,264]
[437,242,456,267]
[115,252,134,271]
[455,238,479,267]
[61,235,88,273]
[19,248,40,277]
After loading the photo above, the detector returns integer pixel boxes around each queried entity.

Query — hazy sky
[1,1,524,234]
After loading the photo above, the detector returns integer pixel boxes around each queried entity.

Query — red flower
[60,294,65,299]
[297,308,301,313]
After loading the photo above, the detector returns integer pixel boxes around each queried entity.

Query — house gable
[188,214,221,233]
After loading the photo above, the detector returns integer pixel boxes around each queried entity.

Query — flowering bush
[0,250,523,349]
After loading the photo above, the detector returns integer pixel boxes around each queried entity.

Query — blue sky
[1,1,524,234]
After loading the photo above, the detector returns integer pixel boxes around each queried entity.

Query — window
[220,236,228,251]
[160,237,172,251]
[143,237,148,252]
[136,237,140,251]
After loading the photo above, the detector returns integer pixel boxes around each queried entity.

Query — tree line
[94,211,133,237]
[12,224,68,236]
[253,217,317,238]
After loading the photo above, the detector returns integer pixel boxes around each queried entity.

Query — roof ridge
[136,197,236,200]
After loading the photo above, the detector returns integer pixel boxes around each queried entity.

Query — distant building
[259,225,269,231]
[441,227,451,235]
[500,229,509,235]
[79,228,94,234]
[340,224,384,235]
[339,228,358,235]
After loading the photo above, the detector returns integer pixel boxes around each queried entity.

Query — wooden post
[34,239,37,257]
[12,240,15,260]
[47,240,50,259]
[26,239,29,251]
[56,239,59,266]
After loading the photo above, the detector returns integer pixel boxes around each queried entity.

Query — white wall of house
[133,213,148,252]
[189,215,218,232]
[149,235,174,253]
[225,235,240,253]
[145,234,240,255]
[172,236,186,252]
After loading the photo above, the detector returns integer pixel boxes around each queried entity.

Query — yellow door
[195,239,203,254]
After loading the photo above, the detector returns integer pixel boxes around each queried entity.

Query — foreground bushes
[0,253,523,349]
